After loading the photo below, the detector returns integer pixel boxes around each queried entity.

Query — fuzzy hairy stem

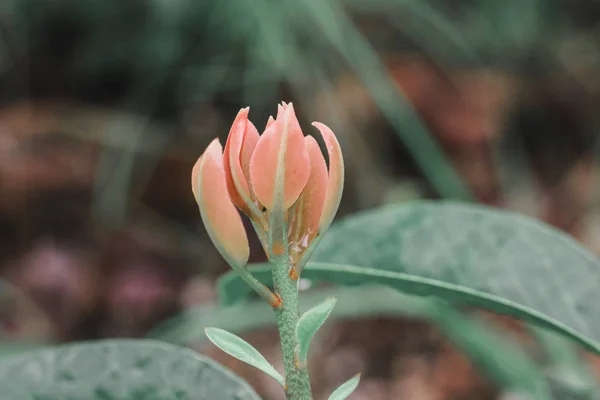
[270,253,313,399]
[268,204,313,399]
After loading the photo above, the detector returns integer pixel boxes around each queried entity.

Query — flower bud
[192,103,344,273]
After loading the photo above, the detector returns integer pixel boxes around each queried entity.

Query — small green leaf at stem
[295,297,337,364]
[328,373,361,400]
[205,327,285,387]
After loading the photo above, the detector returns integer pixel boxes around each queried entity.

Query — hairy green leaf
[313,201,600,353]
[295,297,337,364]
[0,339,260,399]
[205,327,285,387]
[328,374,361,400]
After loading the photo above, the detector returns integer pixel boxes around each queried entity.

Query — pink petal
[223,108,259,215]
[250,103,310,210]
[223,109,249,209]
[240,120,259,195]
[191,155,203,201]
[192,139,250,268]
[289,135,328,260]
[312,122,344,231]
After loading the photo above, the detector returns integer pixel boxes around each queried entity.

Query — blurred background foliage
[0,0,599,398]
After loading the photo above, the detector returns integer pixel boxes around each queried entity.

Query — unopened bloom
[192,102,344,272]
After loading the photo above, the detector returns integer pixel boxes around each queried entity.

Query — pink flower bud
[192,139,250,269]
[191,103,344,270]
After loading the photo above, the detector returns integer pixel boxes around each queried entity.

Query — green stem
[268,201,313,399]
[271,253,312,399]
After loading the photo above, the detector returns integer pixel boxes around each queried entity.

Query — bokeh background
[0,0,599,398]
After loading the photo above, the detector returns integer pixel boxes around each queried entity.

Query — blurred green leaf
[429,301,550,398]
[384,0,480,65]
[205,327,285,387]
[217,199,599,394]
[295,297,337,364]
[219,261,600,354]
[530,326,598,396]
[296,0,473,201]
[328,373,361,400]
[0,341,48,360]
[0,339,260,399]
[311,201,600,353]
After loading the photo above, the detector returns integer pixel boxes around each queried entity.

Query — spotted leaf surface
[312,201,600,352]
[0,339,260,400]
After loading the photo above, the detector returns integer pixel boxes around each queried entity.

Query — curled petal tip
[236,107,250,119]
[224,109,259,215]
[312,122,344,231]
[265,115,275,130]
[193,138,250,269]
